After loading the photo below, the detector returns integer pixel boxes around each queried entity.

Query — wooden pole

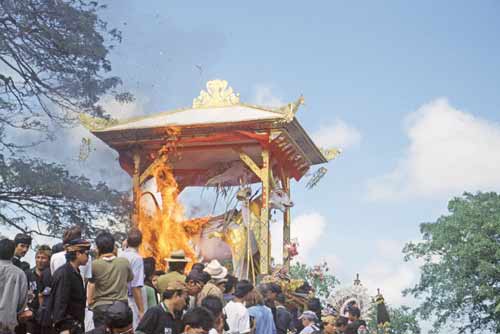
[260,147,271,275]
[132,149,141,226]
[282,175,291,270]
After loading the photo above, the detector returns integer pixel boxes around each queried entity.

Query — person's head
[169,261,187,274]
[299,310,318,328]
[233,280,254,301]
[65,239,91,266]
[245,289,264,307]
[104,301,134,334]
[186,269,205,296]
[258,282,281,302]
[323,315,337,334]
[143,257,156,283]
[191,263,205,272]
[0,238,15,260]
[166,249,189,274]
[224,274,237,294]
[96,231,115,255]
[200,271,211,285]
[14,233,32,258]
[126,228,142,248]
[308,297,322,319]
[163,281,188,311]
[276,293,286,306]
[153,270,165,289]
[62,225,82,244]
[35,245,52,271]
[335,316,348,332]
[52,242,64,254]
[182,307,214,334]
[347,307,360,322]
[201,295,224,332]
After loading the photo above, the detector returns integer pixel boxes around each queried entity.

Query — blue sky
[8,1,500,320]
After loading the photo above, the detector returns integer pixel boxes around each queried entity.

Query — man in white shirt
[119,228,145,329]
[223,280,254,334]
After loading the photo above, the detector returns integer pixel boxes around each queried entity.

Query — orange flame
[138,129,210,271]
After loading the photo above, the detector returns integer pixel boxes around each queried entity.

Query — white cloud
[367,98,500,200]
[359,239,419,306]
[252,84,284,108]
[270,211,327,265]
[312,120,362,150]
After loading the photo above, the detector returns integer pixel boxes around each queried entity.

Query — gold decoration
[192,79,240,108]
[320,147,342,161]
[276,95,305,122]
[79,114,118,131]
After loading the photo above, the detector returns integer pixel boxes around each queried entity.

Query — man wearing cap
[51,239,91,334]
[197,260,227,306]
[298,311,320,334]
[136,281,188,334]
[184,269,205,308]
[157,250,189,296]
[12,233,32,271]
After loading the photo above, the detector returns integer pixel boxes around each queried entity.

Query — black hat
[186,269,205,283]
[234,280,254,298]
[105,301,133,329]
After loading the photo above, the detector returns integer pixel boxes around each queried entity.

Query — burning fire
[138,132,210,270]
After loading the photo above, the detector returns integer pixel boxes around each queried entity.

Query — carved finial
[354,273,361,286]
[320,148,342,161]
[192,79,240,108]
[277,95,305,122]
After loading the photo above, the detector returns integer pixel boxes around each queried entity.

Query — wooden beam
[280,169,291,270]
[132,150,142,226]
[260,147,271,274]
[236,149,263,180]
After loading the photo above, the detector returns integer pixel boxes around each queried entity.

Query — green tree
[403,192,500,334]
[368,305,421,334]
[289,261,339,301]
[0,0,132,238]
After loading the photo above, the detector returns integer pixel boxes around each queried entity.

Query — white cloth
[224,300,251,334]
[50,251,92,279]
[299,324,320,334]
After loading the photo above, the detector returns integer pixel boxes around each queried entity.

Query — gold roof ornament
[192,79,240,108]
[320,148,342,161]
[276,95,305,122]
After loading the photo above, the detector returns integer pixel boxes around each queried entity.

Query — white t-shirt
[224,300,250,334]
[50,251,92,279]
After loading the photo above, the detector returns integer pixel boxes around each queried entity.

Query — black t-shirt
[136,304,181,334]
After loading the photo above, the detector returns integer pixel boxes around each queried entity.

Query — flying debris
[306,167,328,189]
[195,64,203,75]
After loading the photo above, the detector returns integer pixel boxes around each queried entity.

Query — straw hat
[165,250,190,263]
[203,259,228,280]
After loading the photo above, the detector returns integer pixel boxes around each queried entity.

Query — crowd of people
[0,226,368,334]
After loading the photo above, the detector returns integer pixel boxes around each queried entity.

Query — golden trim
[320,148,342,161]
[192,79,240,108]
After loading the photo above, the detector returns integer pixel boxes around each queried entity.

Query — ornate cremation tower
[83,80,336,274]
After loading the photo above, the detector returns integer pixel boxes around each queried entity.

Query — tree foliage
[367,305,421,334]
[403,192,500,334]
[0,0,133,239]
[0,0,132,151]
[289,261,339,301]
[0,154,131,239]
